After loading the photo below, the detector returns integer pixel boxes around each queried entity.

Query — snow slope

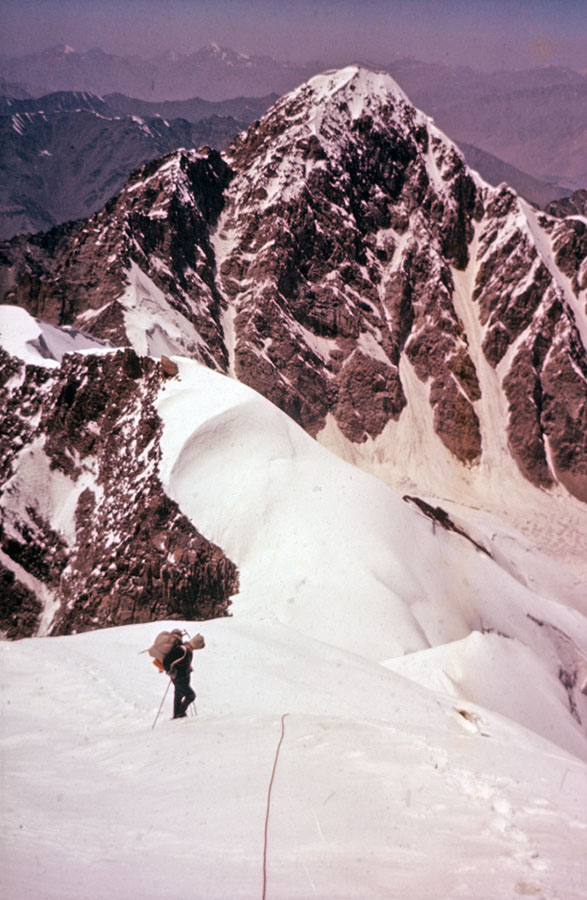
[154,359,587,752]
[1,620,586,900]
[2,351,587,898]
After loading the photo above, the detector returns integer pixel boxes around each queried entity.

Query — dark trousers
[173,673,196,718]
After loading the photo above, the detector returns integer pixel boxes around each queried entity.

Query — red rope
[262,713,289,900]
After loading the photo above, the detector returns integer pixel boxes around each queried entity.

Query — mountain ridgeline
[3,67,585,489]
[3,51,584,239]
[0,65,586,635]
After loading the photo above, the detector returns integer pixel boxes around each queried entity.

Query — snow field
[2,620,587,900]
[2,330,587,897]
[384,630,587,761]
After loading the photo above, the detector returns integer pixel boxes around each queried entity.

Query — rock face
[545,189,587,220]
[1,65,586,507]
[0,346,238,637]
[0,148,233,364]
[219,69,483,461]
[471,190,587,497]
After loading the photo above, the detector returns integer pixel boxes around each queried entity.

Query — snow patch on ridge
[519,198,587,350]
[0,306,112,367]
[118,261,208,360]
[2,437,103,548]
[450,225,516,481]
[210,216,241,378]
[1,437,105,633]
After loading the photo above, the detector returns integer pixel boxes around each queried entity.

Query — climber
[149,628,205,719]
[165,630,205,718]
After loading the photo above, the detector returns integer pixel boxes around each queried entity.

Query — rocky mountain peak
[1,65,586,574]
[196,42,252,66]
[209,69,585,524]
[238,65,412,143]
[214,65,483,450]
[227,65,464,217]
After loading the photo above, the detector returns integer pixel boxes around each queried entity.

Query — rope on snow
[262,713,289,900]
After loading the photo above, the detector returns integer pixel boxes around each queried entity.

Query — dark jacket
[163,644,193,678]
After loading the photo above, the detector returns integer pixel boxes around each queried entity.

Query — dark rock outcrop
[403,496,490,556]
[545,189,587,220]
[0,563,43,639]
[0,347,238,637]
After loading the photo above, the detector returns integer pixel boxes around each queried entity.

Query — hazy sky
[1,0,585,71]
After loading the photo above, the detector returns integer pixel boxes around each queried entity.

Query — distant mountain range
[0,90,275,238]
[0,87,278,123]
[0,44,584,228]
[0,42,313,102]
[430,81,587,191]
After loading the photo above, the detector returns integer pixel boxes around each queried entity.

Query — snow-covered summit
[226,63,459,204]
[293,64,412,116]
